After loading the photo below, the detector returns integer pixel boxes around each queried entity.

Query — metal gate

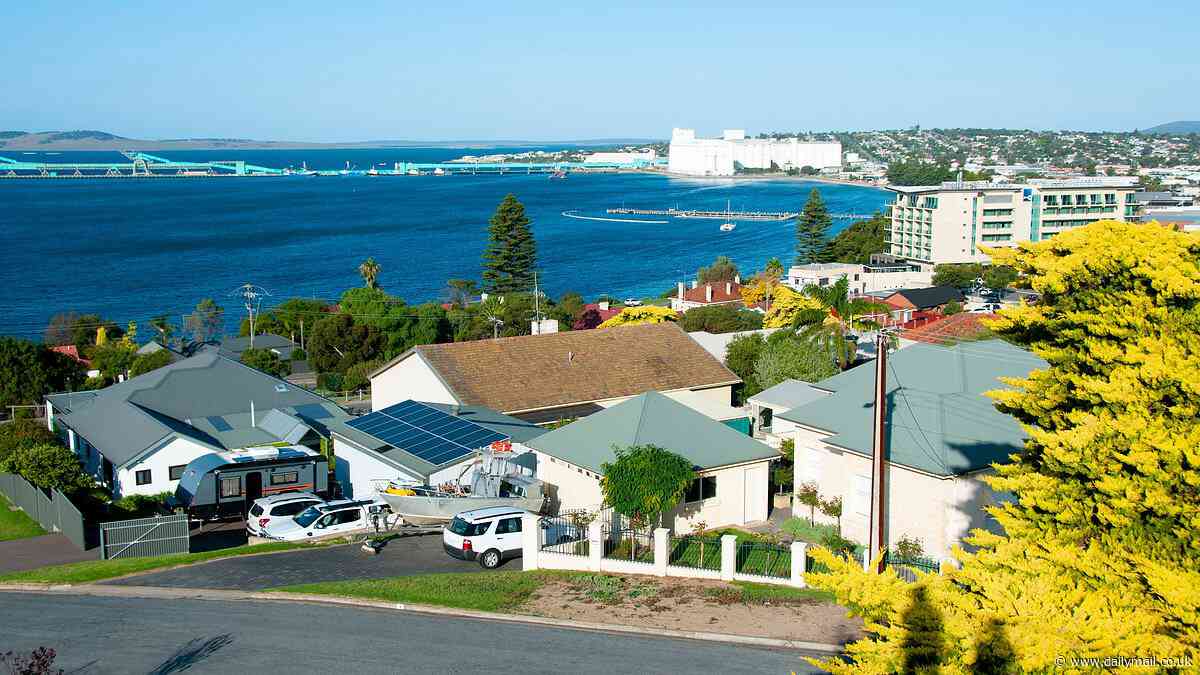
[99,514,190,560]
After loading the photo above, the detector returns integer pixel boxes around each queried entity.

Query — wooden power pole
[868,330,890,573]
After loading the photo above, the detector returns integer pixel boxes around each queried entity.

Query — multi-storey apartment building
[886,178,1143,266]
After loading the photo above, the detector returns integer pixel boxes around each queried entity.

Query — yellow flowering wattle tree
[760,285,826,328]
[806,221,1200,672]
[598,305,678,328]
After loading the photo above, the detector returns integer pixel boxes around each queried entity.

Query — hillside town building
[668,128,841,177]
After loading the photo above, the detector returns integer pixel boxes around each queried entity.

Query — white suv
[263,499,388,541]
[442,506,527,569]
[247,493,325,537]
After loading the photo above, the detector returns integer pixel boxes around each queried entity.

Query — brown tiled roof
[679,281,744,304]
[384,323,740,414]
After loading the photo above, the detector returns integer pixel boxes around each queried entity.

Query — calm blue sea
[0,148,888,339]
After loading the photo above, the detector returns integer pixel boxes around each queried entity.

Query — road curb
[0,583,844,654]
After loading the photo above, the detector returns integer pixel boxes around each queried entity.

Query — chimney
[450,404,460,416]
[250,400,255,427]
[734,274,741,284]
[705,284,713,303]
[598,300,609,311]
[725,281,732,295]
[677,282,685,300]
[691,280,698,289]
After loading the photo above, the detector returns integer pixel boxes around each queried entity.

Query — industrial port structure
[0,152,285,178]
[0,153,658,178]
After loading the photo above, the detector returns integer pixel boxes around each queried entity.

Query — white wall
[333,435,421,499]
[791,425,1004,560]
[116,436,213,498]
[370,352,458,412]
[534,451,605,512]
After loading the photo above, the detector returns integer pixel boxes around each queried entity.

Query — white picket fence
[518,513,811,588]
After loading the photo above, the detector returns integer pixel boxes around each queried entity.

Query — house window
[135,469,152,486]
[219,476,242,498]
[270,471,299,486]
[685,476,717,503]
[169,465,186,481]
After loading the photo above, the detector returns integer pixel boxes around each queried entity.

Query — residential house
[44,351,351,498]
[219,333,300,361]
[785,262,933,295]
[526,391,777,530]
[779,340,1044,560]
[331,400,546,499]
[686,328,779,362]
[745,379,831,448]
[368,323,743,425]
[579,301,622,325]
[670,279,746,312]
[881,286,964,324]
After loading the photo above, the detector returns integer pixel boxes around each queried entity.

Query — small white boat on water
[374,443,548,525]
[720,200,736,231]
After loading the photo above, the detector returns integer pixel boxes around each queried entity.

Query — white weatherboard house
[526,391,778,531]
[745,379,832,448]
[44,351,351,498]
[779,340,1044,560]
[368,322,743,425]
[330,400,547,499]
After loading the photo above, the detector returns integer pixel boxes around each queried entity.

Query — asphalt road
[0,592,825,674]
[103,532,492,590]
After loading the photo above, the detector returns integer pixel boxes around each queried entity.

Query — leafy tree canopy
[240,348,290,379]
[822,213,888,264]
[338,287,451,359]
[697,256,740,283]
[806,221,1200,672]
[762,286,826,328]
[725,333,767,401]
[0,419,59,466]
[128,349,173,378]
[1,442,92,493]
[600,444,696,525]
[0,338,86,408]
[307,313,386,375]
[185,298,224,343]
[931,263,984,288]
[240,298,329,339]
[679,304,763,334]
[598,305,678,328]
[752,331,838,390]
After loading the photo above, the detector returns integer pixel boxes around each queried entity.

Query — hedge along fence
[667,534,722,571]
[0,472,90,550]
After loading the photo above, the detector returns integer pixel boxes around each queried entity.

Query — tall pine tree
[481,194,538,294]
[794,187,832,265]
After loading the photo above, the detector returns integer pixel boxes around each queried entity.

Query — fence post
[790,541,807,588]
[653,528,668,577]
[521,512,539,571]
[720,534,737,581]
[587,519,603,572]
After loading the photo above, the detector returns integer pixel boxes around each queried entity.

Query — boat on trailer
[374,444,547,525]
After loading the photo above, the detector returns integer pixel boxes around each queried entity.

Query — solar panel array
[346,400,507,467]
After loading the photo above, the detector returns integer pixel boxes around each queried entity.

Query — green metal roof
[777,340,1044,477]
[527,391,777,474]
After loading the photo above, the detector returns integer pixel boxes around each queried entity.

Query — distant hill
[1143,121,1200,134]
[0,130,663,151]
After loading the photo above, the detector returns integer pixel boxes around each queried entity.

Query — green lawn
[0,493,46,542]
[0,540,333,585]
[274,570,835,613]
[274,570,562,612]
[780,517,840,545]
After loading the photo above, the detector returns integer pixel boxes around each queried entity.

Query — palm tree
[794,277,886,369]
[358,257,381,289]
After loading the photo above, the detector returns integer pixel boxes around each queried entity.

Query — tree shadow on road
[147,634,234,675]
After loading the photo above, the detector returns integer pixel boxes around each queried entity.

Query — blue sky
[4,0,1197,141]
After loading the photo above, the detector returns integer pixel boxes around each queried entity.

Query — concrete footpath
[0,582,844,655]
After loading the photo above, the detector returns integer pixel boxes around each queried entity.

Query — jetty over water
[607,207,874,221]
[0,152,284,178]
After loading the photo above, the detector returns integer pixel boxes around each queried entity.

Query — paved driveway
[0,534,95,574]
[102,532,496,590]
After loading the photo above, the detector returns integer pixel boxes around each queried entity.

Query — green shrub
[1,443,92,493]
[0,419,58,465]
